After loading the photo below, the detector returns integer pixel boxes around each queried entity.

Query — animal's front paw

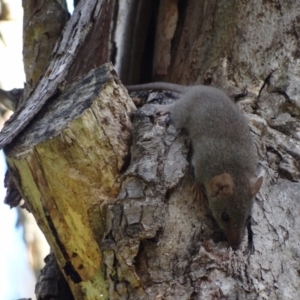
[155,104,172,116]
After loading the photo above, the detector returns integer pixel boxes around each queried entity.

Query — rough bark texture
[99,89,256,299]
[0,0,108,149]
[111,0,300,299]
[5,63,136,299]
[65,0,116,83]
[4,0,300,299]
[35,252,74,300]
[22,0,69,98]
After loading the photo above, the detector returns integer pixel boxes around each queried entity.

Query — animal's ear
[250,176,263,196]
[209,173,233,197]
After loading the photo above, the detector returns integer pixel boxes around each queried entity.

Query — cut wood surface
[5,63,136,299]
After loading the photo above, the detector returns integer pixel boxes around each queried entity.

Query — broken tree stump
[4,63,136,299]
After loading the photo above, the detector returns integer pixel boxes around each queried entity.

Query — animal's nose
[227,232,243,250]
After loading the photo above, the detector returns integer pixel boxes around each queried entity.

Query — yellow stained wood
[6,71,135,299]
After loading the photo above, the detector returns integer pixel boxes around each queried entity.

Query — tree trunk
[2,0,300,299]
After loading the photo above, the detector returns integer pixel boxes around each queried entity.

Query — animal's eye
[221,212,230,221]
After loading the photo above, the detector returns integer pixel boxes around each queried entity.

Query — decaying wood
[5,63,136,299]
[0,0,103,149]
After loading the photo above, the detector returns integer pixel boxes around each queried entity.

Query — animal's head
[206,173,263,250]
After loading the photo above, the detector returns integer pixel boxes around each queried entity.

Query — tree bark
[6,63,135,299]
[0,0,116,148]
[113,1,300,299]
[22,0,69,98]
[3,0,300,299]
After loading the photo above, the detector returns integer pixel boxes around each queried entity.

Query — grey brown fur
[126,82,263,250]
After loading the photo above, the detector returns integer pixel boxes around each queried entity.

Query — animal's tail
[126,82,186,94]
